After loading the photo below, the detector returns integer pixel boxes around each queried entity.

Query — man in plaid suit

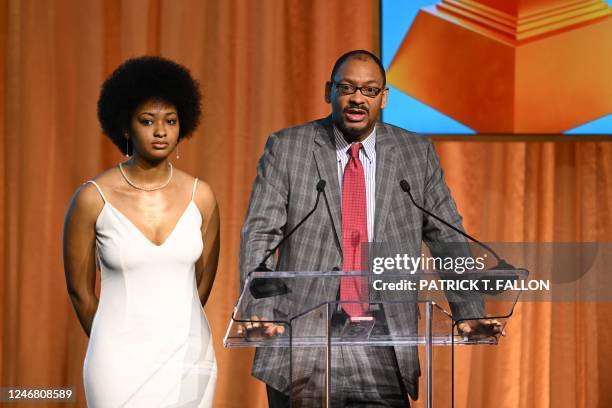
[240,50,495,407]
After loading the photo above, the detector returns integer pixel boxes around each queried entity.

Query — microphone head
[399,179,410,193]
[491,259,516,270]
[316,180,326,192]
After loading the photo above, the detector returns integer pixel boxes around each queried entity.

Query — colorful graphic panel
[381,0,612,135]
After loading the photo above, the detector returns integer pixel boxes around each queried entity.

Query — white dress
[83,179,217,408]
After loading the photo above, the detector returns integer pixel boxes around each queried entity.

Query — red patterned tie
[340,143,369,317]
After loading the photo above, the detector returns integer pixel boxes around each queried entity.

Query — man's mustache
[344,105,369,113]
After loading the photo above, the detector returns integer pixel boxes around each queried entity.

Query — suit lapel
[374,123,398,242]
[313,117,342,252]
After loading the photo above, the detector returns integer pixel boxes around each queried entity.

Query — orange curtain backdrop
[0,1,379,407]
[432,141,612,408]
[1,1,611,408]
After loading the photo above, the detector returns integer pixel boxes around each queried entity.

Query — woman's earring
[124,133,130,157]
[176,143,179,159]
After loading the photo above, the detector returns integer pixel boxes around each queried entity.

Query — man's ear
[380,87,388,109]
[324,81,332,104]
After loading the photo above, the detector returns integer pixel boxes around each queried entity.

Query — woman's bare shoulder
[90,166,122,187]
[173,168,217,214]
[67,167,120,220]
[173,168,212,195]
[66,182,104,224]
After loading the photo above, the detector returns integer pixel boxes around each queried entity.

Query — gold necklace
[119,162,173,191]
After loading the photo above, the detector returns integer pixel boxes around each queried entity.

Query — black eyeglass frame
[331,81,388,98]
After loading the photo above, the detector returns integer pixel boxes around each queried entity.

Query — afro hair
[97,56,202,155]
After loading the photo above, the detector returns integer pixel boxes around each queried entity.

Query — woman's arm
[194,180,220,307]
[63,184,103,337]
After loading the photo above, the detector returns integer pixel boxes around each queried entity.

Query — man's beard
[336,118,370,142]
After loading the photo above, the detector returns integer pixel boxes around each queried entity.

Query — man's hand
[236,315,286,338]
[457,318,504,338]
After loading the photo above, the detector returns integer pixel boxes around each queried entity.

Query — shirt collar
[333,124,376,163]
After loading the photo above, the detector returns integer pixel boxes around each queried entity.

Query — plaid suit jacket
[239,116,483,399]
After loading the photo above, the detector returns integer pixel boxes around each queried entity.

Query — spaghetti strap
[85,180,108,203]
[191,178,199,201]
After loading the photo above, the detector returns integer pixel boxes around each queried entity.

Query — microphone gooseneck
[249,180,327,299]
[255,180,327,272]
[399,179,514,270]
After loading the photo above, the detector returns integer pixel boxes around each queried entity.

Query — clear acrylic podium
[225,270,527,407]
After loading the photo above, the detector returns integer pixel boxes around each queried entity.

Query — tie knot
[348,143,362,159]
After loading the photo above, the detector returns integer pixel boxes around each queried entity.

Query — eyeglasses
[332,82,386,98]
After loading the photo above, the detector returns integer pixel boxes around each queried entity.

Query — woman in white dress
[63,56,218,407]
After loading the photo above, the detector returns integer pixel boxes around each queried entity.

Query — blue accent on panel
[381,0,436,69]
[384,85,475,134]
[565,114,612,134]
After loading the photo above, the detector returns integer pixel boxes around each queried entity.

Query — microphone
[249,180,326,298]
[399,180,520,295]
[399,179,512,269]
